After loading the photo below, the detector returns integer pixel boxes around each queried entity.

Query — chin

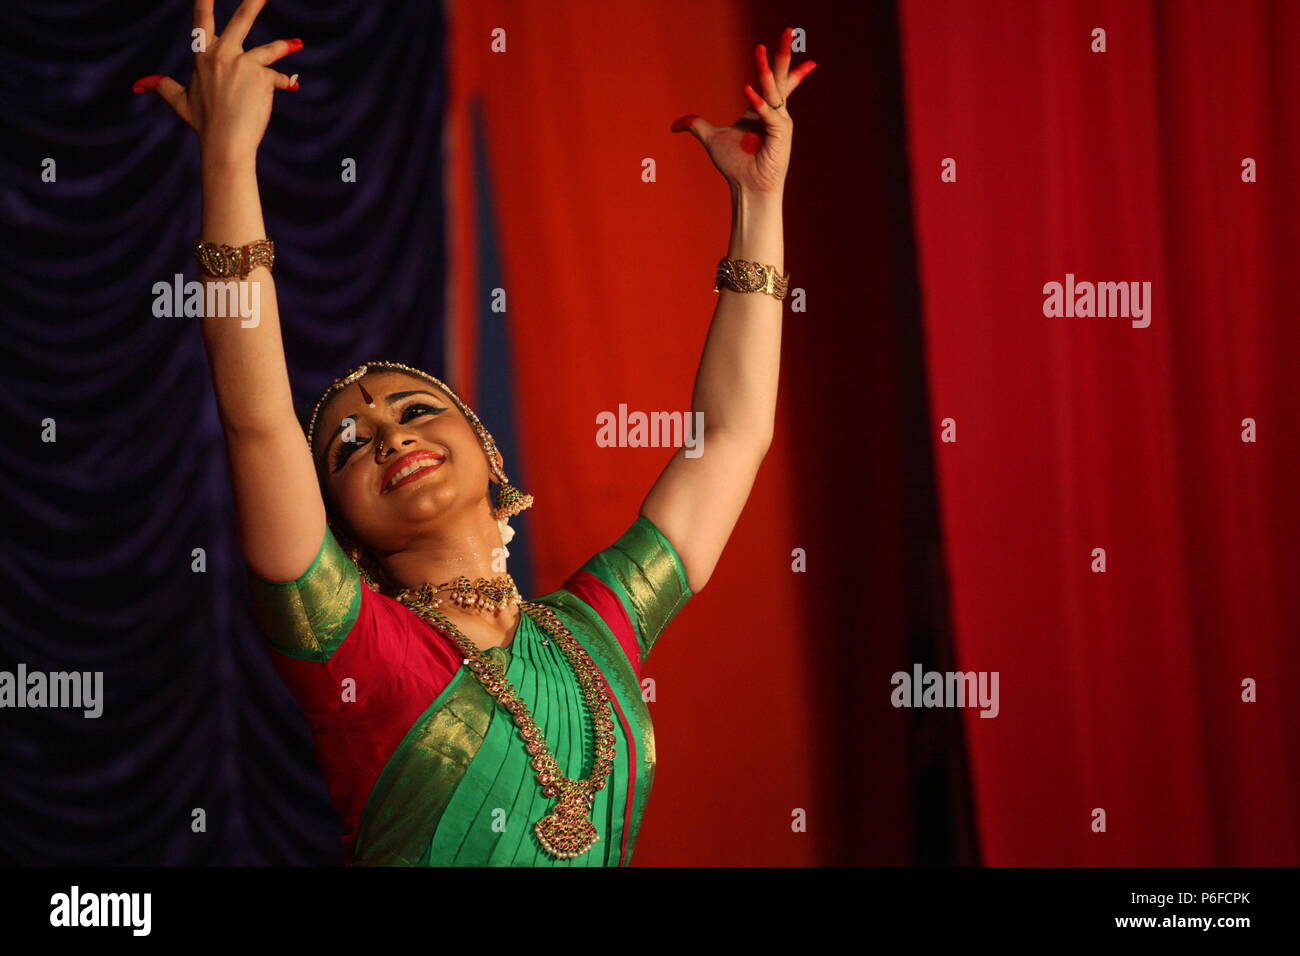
[393,482,463,519]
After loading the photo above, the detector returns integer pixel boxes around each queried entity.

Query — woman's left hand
[671,27,816,196]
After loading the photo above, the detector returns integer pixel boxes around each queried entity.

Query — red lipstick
[381,450,445,494]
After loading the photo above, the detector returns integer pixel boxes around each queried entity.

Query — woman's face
[311,372,495,555]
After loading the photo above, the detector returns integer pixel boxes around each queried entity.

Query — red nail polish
[132,75,163,94]
[288,82,300,91]
[287,38,304,52]
[670,114,697,133]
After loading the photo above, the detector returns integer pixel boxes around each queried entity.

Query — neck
[379,506,509,593]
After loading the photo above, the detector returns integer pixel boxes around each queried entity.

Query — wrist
[727,186,784,268]
[200,143,258,176]
[729,181,784,209]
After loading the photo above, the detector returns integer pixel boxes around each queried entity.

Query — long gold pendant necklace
[395,574,616,859]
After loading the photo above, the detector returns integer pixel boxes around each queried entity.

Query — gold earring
[493,482,534,520]
[472,421,534,519]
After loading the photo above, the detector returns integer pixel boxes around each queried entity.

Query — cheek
[327,469,372,523]
[349,469,379,507]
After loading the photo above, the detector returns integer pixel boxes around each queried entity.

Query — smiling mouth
[382,454,446,494]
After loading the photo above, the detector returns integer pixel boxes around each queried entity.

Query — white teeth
[387,457,442,490]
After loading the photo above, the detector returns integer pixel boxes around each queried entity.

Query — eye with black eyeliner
[399,402,447,423]
[331,435,369,472]
[330,403,447,473]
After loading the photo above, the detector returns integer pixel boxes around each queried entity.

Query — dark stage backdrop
[1,1,453,864]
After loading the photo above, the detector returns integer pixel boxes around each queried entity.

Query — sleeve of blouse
[575,514,692,662]
[244,525,363,662]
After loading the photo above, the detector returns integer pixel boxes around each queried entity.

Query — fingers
[246,37,303,67]
[155,76,191,117]
[132,74,164,94]
[669,113,717,141]
[763,27,816,103]
[221,0,266,49]
[785,60,817,96]
[133,75,193,126]
[742,84,783,125]
[193,0,215,40]
[269,69,300,92]
[774,27,793,89]
[754,43,781,106]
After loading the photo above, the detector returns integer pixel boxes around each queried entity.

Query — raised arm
[641,28,816,593]
[136,0,322,582]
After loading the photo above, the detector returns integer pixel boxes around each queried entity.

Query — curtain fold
[898,0,1299,864]
[1,0,449,864]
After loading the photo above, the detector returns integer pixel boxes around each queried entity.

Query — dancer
[135,0,815,865]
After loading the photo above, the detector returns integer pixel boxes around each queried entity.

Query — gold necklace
[394,588,617,859]
[413,573,523,614]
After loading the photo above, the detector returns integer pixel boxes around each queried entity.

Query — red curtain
[898,0,1300,864]
[446,0,825,864]
[445,1,935,864]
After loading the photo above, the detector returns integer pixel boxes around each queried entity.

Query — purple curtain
[1,0,448,864]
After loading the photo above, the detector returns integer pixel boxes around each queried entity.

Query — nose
[373,424,420,463]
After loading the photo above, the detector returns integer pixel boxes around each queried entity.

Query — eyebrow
[323,390,447,459]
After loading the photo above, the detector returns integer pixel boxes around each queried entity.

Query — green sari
[247,515,691,866]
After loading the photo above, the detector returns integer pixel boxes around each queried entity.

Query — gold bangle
[194,238,276,279]
[713,256,789,300]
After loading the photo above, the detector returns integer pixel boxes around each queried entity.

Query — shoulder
[253,563,463,708]
[246,524,363,662]
[572,514,692,658]
[533,513,692,675]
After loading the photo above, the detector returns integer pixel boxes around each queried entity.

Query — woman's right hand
[132,0,301,163]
